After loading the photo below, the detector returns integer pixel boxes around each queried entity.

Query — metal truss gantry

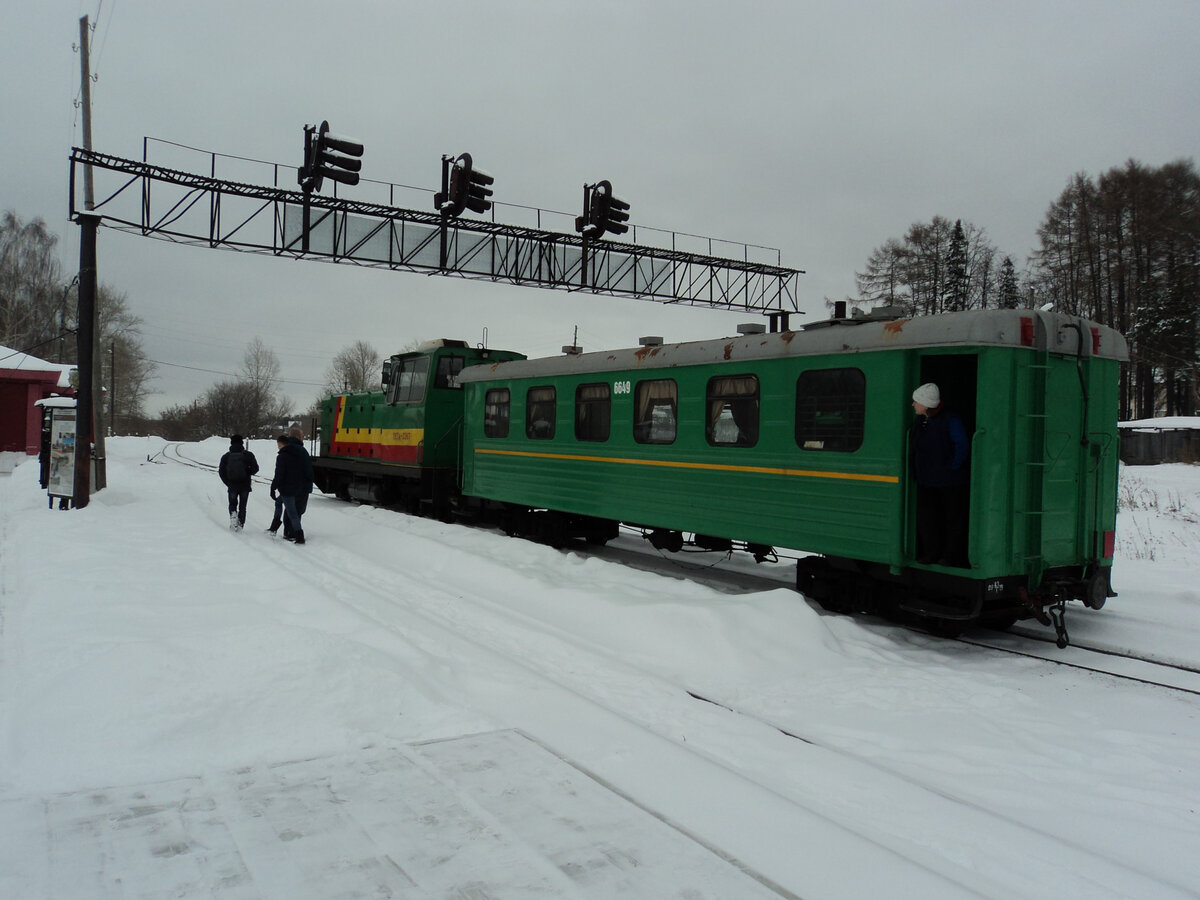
[69,146,804,322]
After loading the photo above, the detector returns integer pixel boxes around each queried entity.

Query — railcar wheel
[926,617,972,638]
[985,614,1020,632]
[1083,567,1109,610]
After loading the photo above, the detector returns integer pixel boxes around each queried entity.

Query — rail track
[156,444,1198,896]
[159,445,1199,697]
[949,629,1200,696]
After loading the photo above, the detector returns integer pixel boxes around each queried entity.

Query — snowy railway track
[156,441,213,471]
[950,631,1200,696]
[602,534,1200,695]
[237,510,1190,898]
[160,440,272,486]
[597,532,1200,696]
[244,522,813,899]
[150,445,1198,896]
[161,443,1200,698]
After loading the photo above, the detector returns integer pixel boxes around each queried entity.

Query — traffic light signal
[298,120,364,194]
[435,153,494,217]
[575,180,630,239]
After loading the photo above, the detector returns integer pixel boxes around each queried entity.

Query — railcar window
[634,379,677,444]
[707,375,759,447]
[435,355,466,389]
[526,386,557,439]
[795,368,865,452]
[484,389,510,438]
[388,356,430,404]
[575,383,611,442]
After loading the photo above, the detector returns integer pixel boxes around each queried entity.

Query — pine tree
[945,219,969,312]
[998,256,1021,309]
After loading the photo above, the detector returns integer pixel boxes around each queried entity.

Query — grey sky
[4,1,1198,415]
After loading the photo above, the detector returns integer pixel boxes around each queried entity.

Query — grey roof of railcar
[456,309,1129,384]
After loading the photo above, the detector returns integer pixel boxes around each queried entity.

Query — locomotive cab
[312,340,525,514]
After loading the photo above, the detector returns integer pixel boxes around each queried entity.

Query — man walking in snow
[218,434,260,531]
[270,429,314,544]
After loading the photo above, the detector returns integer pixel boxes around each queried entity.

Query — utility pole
[78,14,106,490]
[79,16,95,211]
[74,213,99,509]
[110,339,116,436]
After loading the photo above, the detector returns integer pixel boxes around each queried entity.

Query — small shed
[1118,416,1200,465]
[0,344,75,455]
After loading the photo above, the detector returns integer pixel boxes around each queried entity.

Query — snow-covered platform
[1,729,788,898]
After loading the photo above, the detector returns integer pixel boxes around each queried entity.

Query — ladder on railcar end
[1016,350,1050,578]
[1017,348,1078,646]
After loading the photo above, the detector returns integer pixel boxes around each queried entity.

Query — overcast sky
[4,1,1198,416]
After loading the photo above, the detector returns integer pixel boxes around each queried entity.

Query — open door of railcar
[907,354,978,568]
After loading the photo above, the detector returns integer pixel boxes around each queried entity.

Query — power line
[0,330,80,363]
[144,357,325,387]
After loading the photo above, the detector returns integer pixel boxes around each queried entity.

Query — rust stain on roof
[723,342,734,360]
[883,320,909,339]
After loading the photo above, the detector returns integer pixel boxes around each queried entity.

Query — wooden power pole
[78,14,106,492]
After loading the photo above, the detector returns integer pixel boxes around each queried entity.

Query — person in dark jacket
[218,434,260,531]
[269,430,314,544]
[909,383,970,567]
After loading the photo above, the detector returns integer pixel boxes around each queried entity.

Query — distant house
[0,344,75,455]
[1118,416,1200,465]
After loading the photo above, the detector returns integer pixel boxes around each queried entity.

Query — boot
[292,529,305,545]
[266,516,281,534]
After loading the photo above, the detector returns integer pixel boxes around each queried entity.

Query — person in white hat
[909,383,970,566]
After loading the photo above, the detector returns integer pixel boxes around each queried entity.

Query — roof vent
[638,336,663,347]
[561,344,583,355]
[737,323,766,335]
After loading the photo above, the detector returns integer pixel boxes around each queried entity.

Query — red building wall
[0,368,65,453]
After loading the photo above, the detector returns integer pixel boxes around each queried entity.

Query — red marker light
[1020,316,1034,346]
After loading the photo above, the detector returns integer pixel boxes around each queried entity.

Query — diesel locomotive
[313,308,1127,643]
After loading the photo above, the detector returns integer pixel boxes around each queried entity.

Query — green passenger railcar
[457,309,1127,633]
[313,340,525,512]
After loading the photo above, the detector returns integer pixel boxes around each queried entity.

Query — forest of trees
[855,159,1200,419]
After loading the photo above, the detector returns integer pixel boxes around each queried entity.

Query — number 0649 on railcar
[455,308,1128,639]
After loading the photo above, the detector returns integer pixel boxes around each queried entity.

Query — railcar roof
[457,309,1129,384]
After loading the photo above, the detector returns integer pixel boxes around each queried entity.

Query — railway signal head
[435,152,494,218]
[298,120,364,194]
[575,180,630,239]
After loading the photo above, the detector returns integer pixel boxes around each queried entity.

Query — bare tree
[323,340,382,394]
[1034,159,1200,418]
[157,399,209,442]
[0,211,67,356]
[204,379,261,438]
[97,285,156,432]
[855,238,908,308]
[240,337,291,436]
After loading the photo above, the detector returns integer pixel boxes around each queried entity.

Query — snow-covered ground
[2,438,1198,899]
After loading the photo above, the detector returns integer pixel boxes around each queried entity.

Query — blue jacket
[910,407,970,488]
[272,441,314,497]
